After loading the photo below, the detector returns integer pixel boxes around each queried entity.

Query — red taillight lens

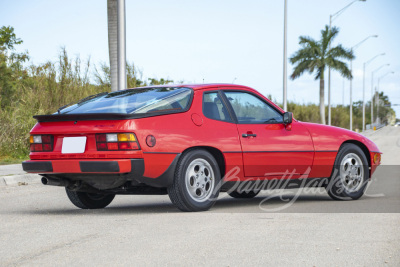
[43,144,52,151]
[32,144,43,152]
[95,133,140,151]
[96,134,107,142]
[30,135,54,152]
[107,142,119,150]
[41,135,52,143]
[118,142,139,150]
[97,143,107,151]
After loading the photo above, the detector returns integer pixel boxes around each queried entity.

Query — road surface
[0,126,399,266]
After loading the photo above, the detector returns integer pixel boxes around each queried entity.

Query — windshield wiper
[57,92,108,114]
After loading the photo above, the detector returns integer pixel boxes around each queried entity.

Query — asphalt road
[0,126,399,266]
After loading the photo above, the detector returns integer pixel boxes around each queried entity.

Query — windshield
[58,87,192,114]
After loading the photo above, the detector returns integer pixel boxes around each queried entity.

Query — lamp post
[376,71,395,124]
[363,53,385,131]
[328,0,366,125]
[349,35,378,131]
[282,0,288,111]
[117,0,127,90]
[371,64,390,125]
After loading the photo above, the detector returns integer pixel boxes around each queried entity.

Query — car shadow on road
[16,194,336,215]
[9,191,392,215]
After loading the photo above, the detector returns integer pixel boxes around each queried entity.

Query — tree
[290,25,354,124]
[0,26,29,109]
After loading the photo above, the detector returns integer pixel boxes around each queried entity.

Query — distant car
[395,122,400,127]
[22,84,382,211]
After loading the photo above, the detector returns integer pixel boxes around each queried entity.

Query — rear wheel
[168,149,221,212]
[65,188,115,209]
[326,143,369,200]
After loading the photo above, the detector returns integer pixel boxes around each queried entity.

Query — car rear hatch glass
[59,87,192,114]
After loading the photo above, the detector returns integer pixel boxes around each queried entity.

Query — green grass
[0,157,28,165]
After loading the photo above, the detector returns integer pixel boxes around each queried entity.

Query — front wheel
[66,188,115,209]
[168,149,221,212]
[326,143,369,200]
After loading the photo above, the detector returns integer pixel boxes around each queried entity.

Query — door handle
[242,133,257,138]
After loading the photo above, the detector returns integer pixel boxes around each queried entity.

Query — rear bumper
[22,159,143,174]
[22,155,180,188]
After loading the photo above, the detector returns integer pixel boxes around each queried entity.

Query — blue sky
[1,0,400,117]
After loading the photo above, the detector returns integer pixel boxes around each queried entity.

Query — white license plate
[61,137,87,154]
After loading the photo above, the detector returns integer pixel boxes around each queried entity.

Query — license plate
[61,137,87,154]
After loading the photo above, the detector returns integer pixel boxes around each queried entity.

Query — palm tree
[290,25,354,124]
[107,0,118,92]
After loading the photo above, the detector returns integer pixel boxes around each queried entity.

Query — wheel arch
[181,146,226,178]
[341,140,371,176]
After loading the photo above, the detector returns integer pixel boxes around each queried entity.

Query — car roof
[123,83,255,91]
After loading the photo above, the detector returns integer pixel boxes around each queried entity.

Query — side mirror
[283,112,293,125]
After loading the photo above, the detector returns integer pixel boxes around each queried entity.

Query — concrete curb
[0,174,41,187]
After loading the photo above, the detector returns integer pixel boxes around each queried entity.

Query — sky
[1,0,400,118]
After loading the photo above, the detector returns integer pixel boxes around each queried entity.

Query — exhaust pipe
[41,177,70,187]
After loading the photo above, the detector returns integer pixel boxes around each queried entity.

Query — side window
[224,91,283,124]
[203,92,232,122]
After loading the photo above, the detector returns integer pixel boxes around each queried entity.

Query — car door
[222,90,314,178]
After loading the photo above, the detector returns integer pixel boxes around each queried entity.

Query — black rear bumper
[22,155,180,188]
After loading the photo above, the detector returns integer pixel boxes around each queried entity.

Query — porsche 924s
[22,84,381,211]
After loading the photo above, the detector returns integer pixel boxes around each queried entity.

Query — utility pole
[107,0,118,92]
[117,0,127,90]
[282,0,288,111]
[350,58,353,130]
[328,0,366,125]
[328,15,332,125]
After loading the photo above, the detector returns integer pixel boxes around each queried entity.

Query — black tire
[228,189,260,199]
[167,149,221,212]
[326,143,369,201]
[65,188,115,209]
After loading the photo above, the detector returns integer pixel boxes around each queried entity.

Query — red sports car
[22,84,381,211]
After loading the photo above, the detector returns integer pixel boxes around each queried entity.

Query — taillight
[96,133,140,151]
[30,135,54,152]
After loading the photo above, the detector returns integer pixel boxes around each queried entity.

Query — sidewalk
[0,164,40,186]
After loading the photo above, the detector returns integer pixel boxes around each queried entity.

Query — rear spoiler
[33,110,187,122]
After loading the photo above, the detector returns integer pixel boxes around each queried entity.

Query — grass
[0,157,28,165]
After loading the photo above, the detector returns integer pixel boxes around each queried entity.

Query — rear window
[58,87,192,114]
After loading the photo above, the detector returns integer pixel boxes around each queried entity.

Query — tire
[326,143,369,201]
[65,188,115,209]
[228,189,260,199]
[167,149,221,212]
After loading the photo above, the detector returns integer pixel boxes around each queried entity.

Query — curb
[0,174,41,187]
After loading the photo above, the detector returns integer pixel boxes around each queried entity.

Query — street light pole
[349,34,378,131]
[350,58,353,130]
[363,53,385,131]
[328,15,332,125]
[371,64,390,125]
[328,0,366,126]
[282,0,288,111]
[117,0,127,90]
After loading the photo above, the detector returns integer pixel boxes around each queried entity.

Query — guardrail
[366,124,385,131]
